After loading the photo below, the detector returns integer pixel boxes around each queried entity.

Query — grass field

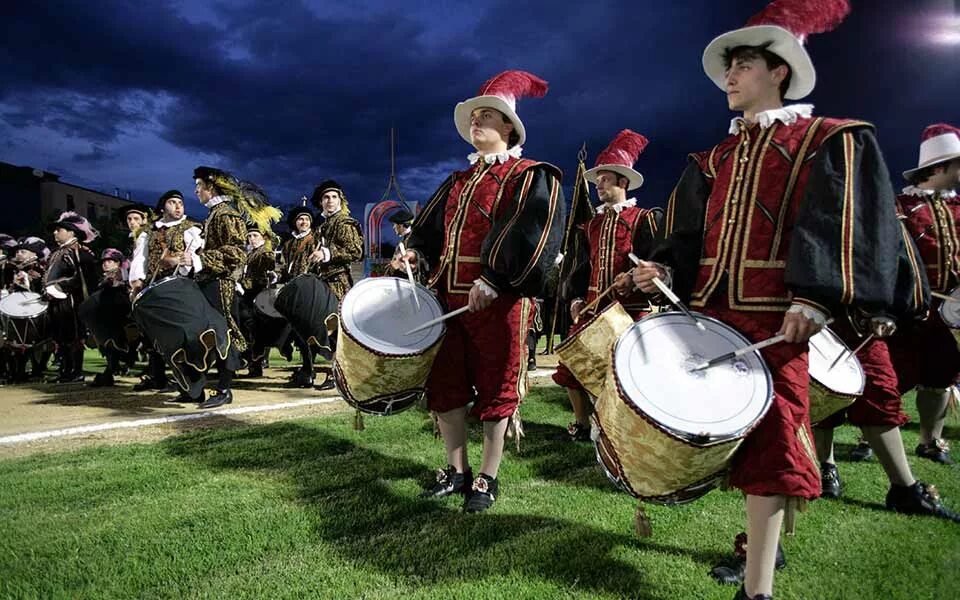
[1,384,958,599]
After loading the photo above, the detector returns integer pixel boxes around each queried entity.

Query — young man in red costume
[630,1,953,597]
[396,70,565,513]
[552,130,662,440]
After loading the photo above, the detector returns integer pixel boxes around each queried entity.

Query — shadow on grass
[162,421,712,599]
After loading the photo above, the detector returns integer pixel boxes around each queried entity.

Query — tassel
[431,411,441,439]
[634,503,653,537]
[353,409,365,431]
[783,497,807,536]
[947,386,959,424]
[506,409,525,453]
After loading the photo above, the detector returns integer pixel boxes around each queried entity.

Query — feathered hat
[702,0,851,100]
[193,165,283,235]
[155,189,184,214]
[453,70,549,147]
[50,211,99,243]
[584,130,650,191]
[903,123,960,182]
[100,248,125,263]
[0,233,16,250]
[16,236,48,259]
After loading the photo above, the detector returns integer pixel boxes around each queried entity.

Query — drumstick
[689,318,835,372]
[932,291,959,302]
[397,242,420,310]
[146,249,169,287]
[403,305,470,335]
[628,253,706,332]
[827,332,874,371]
[576,280,620,321]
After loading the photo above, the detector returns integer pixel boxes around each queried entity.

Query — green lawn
[1,387,958,599]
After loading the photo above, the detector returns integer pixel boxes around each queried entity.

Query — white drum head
[939,286,960,328]
[613,312,772,442]
[808,328,865,396]
[340,277,444,355]
[0,291,48,319]
[254,287,283,319]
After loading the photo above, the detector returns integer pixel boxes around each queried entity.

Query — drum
[132,276,233,397]
[555,302,634,397]
[937,286,960,349]
[254,286,283,319]
[593,312,773,504]
[807,328,864,425]
[0,291,50,346]
[275,274,338,348]
[334,277,445,415]
[78,286,133,352]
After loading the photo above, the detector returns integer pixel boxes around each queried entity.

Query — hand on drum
[778,310,822,343]
[390,250,418,273]
[630,260,665,294]
[161,253,183,269]
[468,282,495,312]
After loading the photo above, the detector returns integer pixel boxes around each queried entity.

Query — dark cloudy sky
[1,0,957,219]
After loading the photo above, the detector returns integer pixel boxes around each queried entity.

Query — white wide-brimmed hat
[903,123,960,182]
[453,70,548,147]
[584,130,649,191]
[702,0,851,101]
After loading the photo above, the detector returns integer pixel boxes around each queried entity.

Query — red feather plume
[595,129,649,168]
[746,0,851,40]
[922,123,960,141]
[478,70,549,100]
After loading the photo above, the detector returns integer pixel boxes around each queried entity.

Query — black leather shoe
[566,422,592,442]
[133,377,167,392]
[88,373,115,387]
[172,391,201,403]
[315,377,336,391]
[733,586,772,600]
[199,389,233,409]
[916,439,953,465]
[246,364,264,378]
[820,462,842,499]
[527,357,537,371]
[710,533,785,586]
[420,465,472,498]
[886,481,960,523]
[848,440,873,462]
[56,373,84,384]
[464,473,499,513]
[286,369,314,389]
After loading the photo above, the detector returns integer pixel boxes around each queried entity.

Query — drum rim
[0,290,48,319]
[339,276,445,355]
[253,286,284,317]
[332,360,422,415]
[133,275,185,305]
[610,311,774,447]
[554,300,629,353]
[807,327,866,396]
[938,285,960,328]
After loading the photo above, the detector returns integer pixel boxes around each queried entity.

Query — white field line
[0,397,343,445]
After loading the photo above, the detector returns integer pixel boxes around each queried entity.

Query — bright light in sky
[931,14,960,45]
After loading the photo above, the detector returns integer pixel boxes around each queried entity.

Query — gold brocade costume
[279,232,318,281]
[198,202,248,352]
[146,219,199,281]
[241,245,276,293]
[316,210,363,299]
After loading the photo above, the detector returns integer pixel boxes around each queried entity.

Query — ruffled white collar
[468,145,523,165]
[321,207,341,219]
[902,185,959,199]
[155,216,186,228]
[729,104,814,135]
[596,198,637,215]
[292,230,311,240]
[204,195,230,209]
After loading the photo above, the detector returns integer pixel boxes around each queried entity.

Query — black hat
[16,236,48,258]
[120,203,151,220]
[49,211,99,243]
[155,190,184,214]
[388,208,415,225]
[310,179,344,208]
[100,248,125,263]
[246,222,264,234]
[193,166,227,182]
[0,233,16,249]
[286,206,315,230]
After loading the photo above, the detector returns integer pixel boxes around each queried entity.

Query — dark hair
[909,158,959,185]
[723,44,792,100]
[501,113,521,147]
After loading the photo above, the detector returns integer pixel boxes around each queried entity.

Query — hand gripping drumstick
[575,280,621,322]
[404,305,470,336]
[397,242,420,310]
[627,253,706,332]
[690,317,834,372]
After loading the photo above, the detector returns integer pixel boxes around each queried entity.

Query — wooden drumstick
[403,305,470,335]
[690,317,834,372]
[628,253,705,332]
[397,242,420,310]
[932,291,959,302]
[575,280,620,321]
[828,332,874,371]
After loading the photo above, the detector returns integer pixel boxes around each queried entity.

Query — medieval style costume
[408,70,565,512]
[78,248,131,387]
[311,180,364,301]
[238,224,289,377]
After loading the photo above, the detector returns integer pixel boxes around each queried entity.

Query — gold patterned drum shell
[806,328,864,425]
[555,301,634,397]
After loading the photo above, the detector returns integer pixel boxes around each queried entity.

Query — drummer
[10,237,48,293]
[630,4,948,598]
[396,69,565,512]
[128,190,203,394]
[87,248,129,388]
[239,224,283,378]
[552,129,662,442]
[45,212,99,384]
[889,123,960,465]
[278,204,327,388]
[387,208,427,282]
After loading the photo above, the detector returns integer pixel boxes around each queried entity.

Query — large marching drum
[334,277,445,415]
[274,274,338,348]
[0,291,50,348]
[806,328,865,425]
[555,301,634,397]
[938,285,960,343]
[593,312,773,504]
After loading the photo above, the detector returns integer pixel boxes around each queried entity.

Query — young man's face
[320,191,342,215]
[595,170,627,203]
[102,259,120,273]
[295,214,312,233]
[247,231,264,248]
[126,212,145,232]
[15,249,37,263]
[163,198,185,221]
[194,179,214,204]
[53,227,75,245]
[724,56,784,113]
[469,108,512,147]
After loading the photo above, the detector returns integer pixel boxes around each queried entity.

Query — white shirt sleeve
[180,226,205,276]
[128,232,148,282]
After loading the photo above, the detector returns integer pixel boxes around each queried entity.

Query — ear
[771,64,789,86]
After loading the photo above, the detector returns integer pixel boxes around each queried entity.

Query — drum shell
[0,292,50,347]
[555,302,634,397]
[594,367,742,503]
[808,380,857,426]
[78,287,132,352]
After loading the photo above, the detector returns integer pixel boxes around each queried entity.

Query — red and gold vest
[584,206,657,313]
[896,190,960,294]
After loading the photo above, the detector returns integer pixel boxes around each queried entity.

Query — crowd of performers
[1,1,959,598]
